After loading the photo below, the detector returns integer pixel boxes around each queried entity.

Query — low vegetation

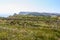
[0,14,60,40]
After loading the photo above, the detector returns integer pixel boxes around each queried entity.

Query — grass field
[0,15,60,40]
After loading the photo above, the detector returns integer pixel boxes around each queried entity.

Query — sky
[0,0,60,17]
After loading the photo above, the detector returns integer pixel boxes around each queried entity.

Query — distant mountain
[19,12,31,15]
[28,12,60,16]
[19,12,60,16]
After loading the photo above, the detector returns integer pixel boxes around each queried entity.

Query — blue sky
[0,0,60,17]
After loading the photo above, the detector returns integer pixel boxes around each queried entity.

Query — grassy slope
[0,15,60,40]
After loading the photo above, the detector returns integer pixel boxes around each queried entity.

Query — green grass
[0,16,60,40]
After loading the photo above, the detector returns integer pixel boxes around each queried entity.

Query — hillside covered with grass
[0,13,60,40]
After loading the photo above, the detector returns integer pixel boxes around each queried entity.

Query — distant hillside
[19,12,60,16]
[19,12,31,15]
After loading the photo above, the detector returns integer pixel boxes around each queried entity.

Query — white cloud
[0,3,37,13]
